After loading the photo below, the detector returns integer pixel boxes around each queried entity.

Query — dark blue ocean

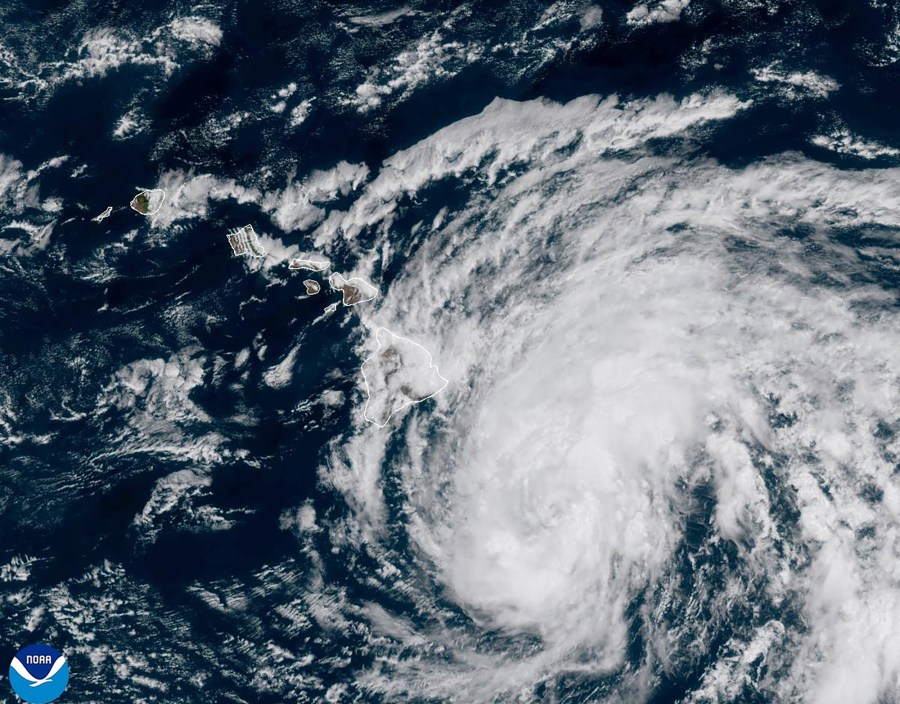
[1,1,899,702]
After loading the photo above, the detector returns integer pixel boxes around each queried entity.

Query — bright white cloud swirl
[308,91,900,703]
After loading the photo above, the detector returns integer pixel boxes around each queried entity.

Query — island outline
[361,327,449,428]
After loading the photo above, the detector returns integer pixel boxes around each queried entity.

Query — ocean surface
[1,1,899,702]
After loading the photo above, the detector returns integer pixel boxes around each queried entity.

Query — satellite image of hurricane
[1,0,900,702]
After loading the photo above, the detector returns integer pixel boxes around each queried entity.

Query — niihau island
[92,206,112,223]
[361,327,449,427]
[289,257,330,272]
[226,224,267,258]
[329,272,378,306]
[129,187,166,216]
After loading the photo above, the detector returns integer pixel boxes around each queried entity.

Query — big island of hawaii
[361,327,449,427]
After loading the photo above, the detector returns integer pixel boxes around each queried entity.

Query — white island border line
[91,206,113,223]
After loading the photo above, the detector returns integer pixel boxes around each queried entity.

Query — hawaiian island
[92,206,112,223]
[289,257,330,272]
[361,327,449,427]
[226,224,267,258]
[329,273,378,306]
[129,187,166,216]
[303,279,321,295]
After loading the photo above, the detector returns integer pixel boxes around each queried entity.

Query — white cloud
[5,15,222,102]
[263,161,369,233]
[752,63,840,99]
[168,17,223,47]
[0,154,25,208]
[347,7,417,28]
[112,108,146,139]
[0,153,72,253]
[347,30,483,112]
[151,170,262,228]
[99,348,250,543]
[317,91,748,245]
[580,5,604,29]
[302,91,900,702]
[627,0,691,26]
[811,128,900,159]
[263,345,300,389]
[288,99,313,128]
[98,347,229,465]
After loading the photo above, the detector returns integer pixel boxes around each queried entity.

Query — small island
[361,327,449,427]
[289,257,330,272]
[129,187,166,216]
[329,272,378,306]
[226,224,267,258]
[92,206,112,223]
[303,279,321,295]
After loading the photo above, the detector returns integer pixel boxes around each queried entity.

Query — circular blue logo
[9,645,69,703]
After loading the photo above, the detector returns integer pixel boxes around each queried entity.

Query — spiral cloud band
[312,91,900,702]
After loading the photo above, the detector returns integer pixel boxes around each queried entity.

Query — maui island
[329,273,378,306]
[361,327,449,427]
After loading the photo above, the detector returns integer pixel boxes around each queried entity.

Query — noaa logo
[8,645,69,703]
